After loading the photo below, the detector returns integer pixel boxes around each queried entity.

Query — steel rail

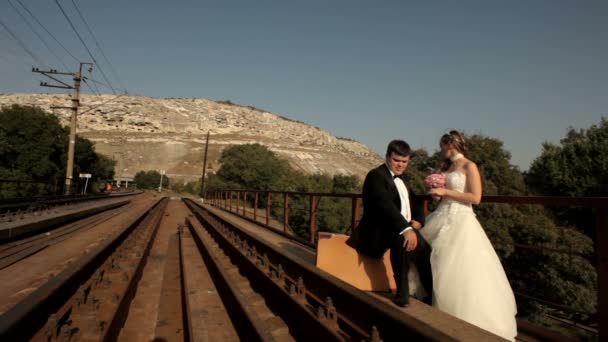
[0,190,141,214]
[0,199,131,242]
[185,211,345,341]
[0,201,132,270]
[184,198,458,342]
[0,197,167,341]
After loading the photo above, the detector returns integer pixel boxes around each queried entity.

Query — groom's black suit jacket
[354,164,426,258]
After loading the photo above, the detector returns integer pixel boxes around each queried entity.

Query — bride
[422,131,517,341]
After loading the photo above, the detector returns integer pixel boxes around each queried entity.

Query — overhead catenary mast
[200,131,210,199]
[33,62,93,195]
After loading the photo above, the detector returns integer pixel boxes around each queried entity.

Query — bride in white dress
[422,131,517,341]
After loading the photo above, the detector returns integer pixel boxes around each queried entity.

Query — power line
[70,0,127,93]
[14,0,80,63]
[0,18,46,67]
[7,0,69,70]
[0,44,35,69]
[81,67,101,95]
[83,74,101,95]
[82,77,100,96]
[79,92,128,115]
[54,0,116,94]
[83,76,128,94]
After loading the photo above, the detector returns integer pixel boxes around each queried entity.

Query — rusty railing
[207,189,606,340]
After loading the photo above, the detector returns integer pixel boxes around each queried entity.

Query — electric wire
[54,0,116,94]
[70,0,127,93]
[83,77,128,94]
[0,18,46,67]
[83,74,101,95]
[14,0,80,63]
[84,69,101,95]
[0,43,35,69]
[82,78,100,96]
[79,92,127,115]
[7,0,69,70]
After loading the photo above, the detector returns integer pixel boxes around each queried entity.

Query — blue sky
[1,1,607,170]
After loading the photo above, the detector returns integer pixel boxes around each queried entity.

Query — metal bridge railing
[207,189,607,340]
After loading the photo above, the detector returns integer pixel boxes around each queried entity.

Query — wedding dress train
[421,171,517,341]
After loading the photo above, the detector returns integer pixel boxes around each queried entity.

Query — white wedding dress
[420,171,517,341]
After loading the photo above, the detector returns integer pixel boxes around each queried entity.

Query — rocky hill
[0,93,382,183]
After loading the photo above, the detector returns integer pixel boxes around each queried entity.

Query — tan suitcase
[315,232,396,291]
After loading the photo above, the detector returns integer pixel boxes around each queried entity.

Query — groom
[350,139,432,307]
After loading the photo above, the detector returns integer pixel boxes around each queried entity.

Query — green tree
[169,179,199,195]
[183,180,197,194]
[212,144,364,241]
[522,120,606,334]
[332,174,361,193]
[464,134,527,254]
[276,172,362,241]
[526,118,608,238]
[205,173,228,194]
[73,136,115,192]
[0,105,114,196]
[134,170,170,190]
[91,154,116,182]
[527,118,608,197]
[170,182,184,193]
[217,144,290,190]
[466,134,527,195]
[0,105,65,181]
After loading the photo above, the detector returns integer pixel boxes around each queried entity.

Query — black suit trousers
[389,229,433,303]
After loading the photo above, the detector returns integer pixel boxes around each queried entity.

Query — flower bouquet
[424,173,446,201]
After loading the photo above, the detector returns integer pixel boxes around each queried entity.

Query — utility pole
[199,132,210,199]
[33,63,93,195]
[158,169,165,192]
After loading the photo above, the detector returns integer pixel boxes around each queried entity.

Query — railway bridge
[0,190,603,341]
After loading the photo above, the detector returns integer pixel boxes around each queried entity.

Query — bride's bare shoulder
[463,159,479,173]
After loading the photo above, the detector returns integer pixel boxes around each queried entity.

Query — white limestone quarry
[0,93,382,182]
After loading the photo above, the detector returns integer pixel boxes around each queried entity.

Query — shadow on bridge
[206,189,605,341]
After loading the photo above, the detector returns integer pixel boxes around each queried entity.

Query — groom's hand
[403,229,418,251]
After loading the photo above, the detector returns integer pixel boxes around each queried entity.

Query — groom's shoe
[393,294,410,307]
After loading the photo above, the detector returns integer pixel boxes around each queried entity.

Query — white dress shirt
[387,165,413,235]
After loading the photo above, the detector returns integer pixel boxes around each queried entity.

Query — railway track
[0,196,167,341]
[0,191,140,216]
[0,197,495,341]
[0,201,134,271]
[183,199,454,342]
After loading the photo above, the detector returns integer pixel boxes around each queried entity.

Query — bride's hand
[429,187,447,197]
[411,220,422,229]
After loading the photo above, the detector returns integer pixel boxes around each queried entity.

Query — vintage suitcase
[315,232,396,291]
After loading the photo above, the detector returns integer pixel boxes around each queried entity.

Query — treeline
[0,105,115,197]
[204,143,361,241]
[205,118,607,338]
[133,170,170,190]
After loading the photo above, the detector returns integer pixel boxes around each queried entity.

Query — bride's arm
[429,162,482,204]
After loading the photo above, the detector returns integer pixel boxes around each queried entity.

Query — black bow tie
[393,175,401,179]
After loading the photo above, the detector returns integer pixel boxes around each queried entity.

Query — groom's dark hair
[386,140,412,157]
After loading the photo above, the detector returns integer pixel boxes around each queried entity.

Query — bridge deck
[203,203,516,341]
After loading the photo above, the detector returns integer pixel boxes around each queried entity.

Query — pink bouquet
[424,173,446,200]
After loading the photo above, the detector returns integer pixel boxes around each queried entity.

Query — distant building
[113,176,134,188]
